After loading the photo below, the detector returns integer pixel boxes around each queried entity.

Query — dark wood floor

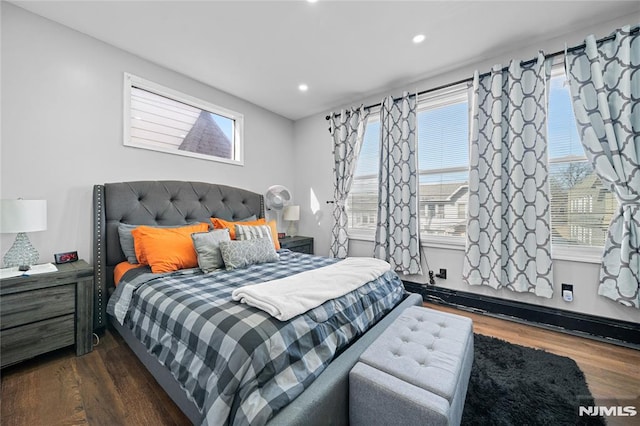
[1,328,191,426]
[2,303,639,426]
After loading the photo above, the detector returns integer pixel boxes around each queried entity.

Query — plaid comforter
[107,250,405,426]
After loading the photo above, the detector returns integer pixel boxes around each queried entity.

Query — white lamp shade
[283,205,300,221]
[0,200,47,233]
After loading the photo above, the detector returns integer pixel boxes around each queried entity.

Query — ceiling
[10,1,640,121]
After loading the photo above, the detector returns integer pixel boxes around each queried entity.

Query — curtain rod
[324,26,638,121]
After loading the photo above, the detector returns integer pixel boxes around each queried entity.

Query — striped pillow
[233,221,281,249]
[235,224,274,243]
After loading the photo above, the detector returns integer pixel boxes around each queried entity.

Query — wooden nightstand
[279,236,314,255]
[0,260,94,368]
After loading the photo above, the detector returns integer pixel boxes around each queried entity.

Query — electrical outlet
[435,268,447,279]
[562,283,573,302]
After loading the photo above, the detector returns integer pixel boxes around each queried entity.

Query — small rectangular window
[123,73,243,165]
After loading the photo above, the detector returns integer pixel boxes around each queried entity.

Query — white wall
[0,3,295,264]
[293,14,640,323]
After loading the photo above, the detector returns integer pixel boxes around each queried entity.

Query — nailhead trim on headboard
[93,184,106,330]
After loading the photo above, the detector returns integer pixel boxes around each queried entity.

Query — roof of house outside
[419,182,468,202]
[179,110,232,158]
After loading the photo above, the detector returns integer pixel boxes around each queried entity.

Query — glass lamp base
[3,233,39,268]
[286,222,298,238]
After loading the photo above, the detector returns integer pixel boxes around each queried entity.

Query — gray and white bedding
[107,250,405,426]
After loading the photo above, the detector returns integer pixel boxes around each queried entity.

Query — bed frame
[93,180,422,425]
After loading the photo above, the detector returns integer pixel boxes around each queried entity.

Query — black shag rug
[461,334,605,426]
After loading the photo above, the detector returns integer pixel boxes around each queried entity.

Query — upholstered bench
[349,306,474,426]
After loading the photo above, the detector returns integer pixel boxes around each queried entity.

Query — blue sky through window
[548,75,583,159]
[211,113,234,141]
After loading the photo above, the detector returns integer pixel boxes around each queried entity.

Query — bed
[92,180,422,426]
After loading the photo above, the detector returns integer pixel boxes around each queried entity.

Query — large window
[347,120,380,231]
[547,67,615,247]
[347,84,469,240]
[416,85,469,238]
[346,64,615,249]
[124,73,244,165]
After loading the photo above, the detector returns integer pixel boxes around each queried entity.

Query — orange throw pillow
[211,217,280,249]
[131,223,209,273]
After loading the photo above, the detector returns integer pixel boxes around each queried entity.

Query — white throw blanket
[231,257,391,321]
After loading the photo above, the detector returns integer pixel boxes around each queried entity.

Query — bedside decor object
[0,263,57,280]
[0,199,47,269]
[283,205,300,237]
[55,251,79,264]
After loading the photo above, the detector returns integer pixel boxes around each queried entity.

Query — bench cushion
[350,305,474,426]
[358,306,473,402]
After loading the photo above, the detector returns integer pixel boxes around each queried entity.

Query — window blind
[547,71,615,247]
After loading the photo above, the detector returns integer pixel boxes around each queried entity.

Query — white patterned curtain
[565,26,640,309]
[463,52,554,298]
[329,106,370,259]
[374,94,422,275]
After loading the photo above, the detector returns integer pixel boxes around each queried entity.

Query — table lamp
[283,205,300,237]
[0,199,47,269]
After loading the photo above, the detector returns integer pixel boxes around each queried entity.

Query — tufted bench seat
[349,306,473,426]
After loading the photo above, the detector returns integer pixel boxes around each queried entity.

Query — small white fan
[265,185,292,211]
[265,185,292,234]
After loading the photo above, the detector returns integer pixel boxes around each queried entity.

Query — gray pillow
[118,222,202,264]
[191,229,231,273]
[219,237,279,270]
[118,223,143,263]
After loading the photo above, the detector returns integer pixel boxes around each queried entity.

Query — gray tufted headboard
[92,181,264,330]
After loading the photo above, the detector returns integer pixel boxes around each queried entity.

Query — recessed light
[307,0,318,3]
[298,84,309,92]
[412,34,426,44]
